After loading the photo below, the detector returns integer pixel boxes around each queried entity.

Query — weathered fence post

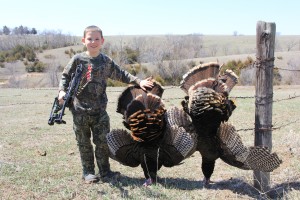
[254,21,276,192]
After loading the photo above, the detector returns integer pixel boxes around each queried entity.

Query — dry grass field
[0,85,299,199]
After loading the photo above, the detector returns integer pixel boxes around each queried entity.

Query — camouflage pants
[72,111,111,177]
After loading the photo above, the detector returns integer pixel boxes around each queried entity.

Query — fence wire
[0,87,299,133]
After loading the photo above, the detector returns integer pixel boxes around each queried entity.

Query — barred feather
[218,122,249,163]
[164,106,197,158]
[172,127,196,157]
[106,129,134,156]
[245,147,282,172]
[218,122,282,171]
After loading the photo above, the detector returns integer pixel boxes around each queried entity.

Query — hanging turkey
[107,80,197,186]
[180,62,282,185]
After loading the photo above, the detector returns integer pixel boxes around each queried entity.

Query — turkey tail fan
[126,93,166,142]
[164,106,197,158]
[136,93,164,112]
[218,122,282,171]
[116,80,164,115]
[218,69,239,94]
[188,87,227,125]
[125,93,165,120]
[149,80,164,98]
[116,85,145,115]
[180,62,220,94]
[187,78,228,98]
[125,98,146,120]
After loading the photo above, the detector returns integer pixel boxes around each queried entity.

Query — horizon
[1,0,300,36]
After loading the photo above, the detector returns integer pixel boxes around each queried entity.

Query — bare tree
[286,40,297,51]
[46,61,62,87]
[239,66,255,85]
[6,62,20,88]
[208,44,218,56]
[222,44,230,55]
[285,58,300,84]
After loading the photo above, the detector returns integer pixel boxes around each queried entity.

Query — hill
[0,35,300,88]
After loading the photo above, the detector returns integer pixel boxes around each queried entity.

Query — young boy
[58,25,153,183]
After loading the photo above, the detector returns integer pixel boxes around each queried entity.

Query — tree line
[1,25,37,35]
[1,32,299,88]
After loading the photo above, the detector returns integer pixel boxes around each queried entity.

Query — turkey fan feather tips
[125,93,166,142]
[180,62,221,94]
[116,80,164,115]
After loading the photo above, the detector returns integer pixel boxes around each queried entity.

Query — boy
[58,25,153,183]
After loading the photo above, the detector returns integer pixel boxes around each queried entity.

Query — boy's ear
[101,38,104,44]
[81,37,85,44]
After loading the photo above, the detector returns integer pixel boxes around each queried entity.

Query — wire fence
[1,85,299,133]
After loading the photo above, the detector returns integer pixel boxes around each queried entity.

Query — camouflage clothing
[73,111,110,176]
[59,52,141,115]
[59,52,141,177]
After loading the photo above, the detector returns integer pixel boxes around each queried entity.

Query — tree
[286,40,297,51]
[31,28,37,35]
[3,26,10,35]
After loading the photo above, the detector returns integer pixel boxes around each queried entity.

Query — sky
[1,0,300,36]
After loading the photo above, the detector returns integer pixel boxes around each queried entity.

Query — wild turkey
[180,62,282,184]
[107,81,197,186]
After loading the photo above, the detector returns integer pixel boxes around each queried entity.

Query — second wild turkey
[180,62,282,184]
[106,81,197,186]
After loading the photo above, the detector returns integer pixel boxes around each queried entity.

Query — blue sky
[1,0,299,36]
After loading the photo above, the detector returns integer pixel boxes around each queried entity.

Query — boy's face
[82,31,104,56]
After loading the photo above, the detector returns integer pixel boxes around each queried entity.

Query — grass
[0,86,300,199]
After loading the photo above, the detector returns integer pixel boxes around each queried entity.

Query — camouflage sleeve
[106,56,141,85]
[58,55,79,91]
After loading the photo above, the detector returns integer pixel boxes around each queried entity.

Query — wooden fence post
[254,21,276,192]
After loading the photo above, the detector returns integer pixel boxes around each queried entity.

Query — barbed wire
[274,67,300,72]
[272,94,300,102]
[236,118,300,132]
[1,92,299,106]
[1,88,299,131]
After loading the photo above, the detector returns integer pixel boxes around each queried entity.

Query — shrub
[34,61,45,72]
[107,79,127,87]
[153,75,165,86]
[25,61,45,72]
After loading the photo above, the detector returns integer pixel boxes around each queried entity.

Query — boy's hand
[140,77,154,91]
[58,90,66,105]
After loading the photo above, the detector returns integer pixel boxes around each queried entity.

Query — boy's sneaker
[98,170,121,182]
[83,174,99,184]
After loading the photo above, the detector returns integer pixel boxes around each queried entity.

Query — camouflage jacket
[59,52,141,115]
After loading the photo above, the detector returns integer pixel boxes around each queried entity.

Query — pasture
[0,85,299,199]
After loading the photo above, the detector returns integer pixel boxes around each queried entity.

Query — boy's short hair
[83,25,103,38]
